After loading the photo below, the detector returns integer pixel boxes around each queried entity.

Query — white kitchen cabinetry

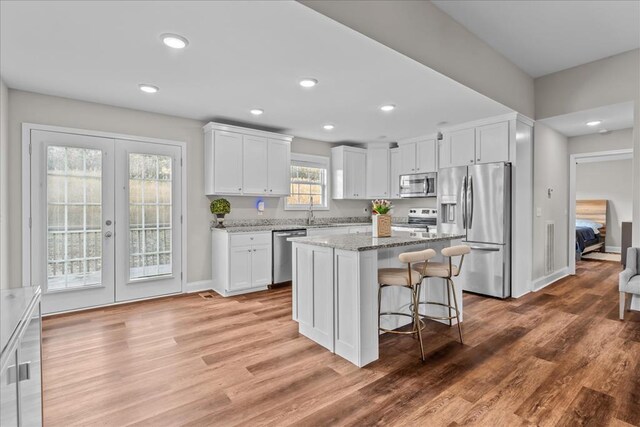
[242,135,268,195]
[439,128,475,168]
[267,139,291,195]
[203,122,292,196]
[366,145,390,198]
[331,146,367,199]
[398,138,437,174]
[212,231,272,296]
[389,148,401,199]
[440,121,509,168]
[475,121,509,164]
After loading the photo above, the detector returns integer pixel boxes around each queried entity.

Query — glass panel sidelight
[47,146,103,291]
[129,153,172,280]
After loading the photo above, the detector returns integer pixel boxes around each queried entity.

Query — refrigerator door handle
[468,175,474,229]
[461,176,467,228]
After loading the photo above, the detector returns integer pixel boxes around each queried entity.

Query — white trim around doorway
[568,148,633,275]
[21,123,188,299]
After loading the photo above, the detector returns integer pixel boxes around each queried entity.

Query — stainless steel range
[392,208,438,234]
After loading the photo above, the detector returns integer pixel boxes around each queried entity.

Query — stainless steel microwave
[399,173,437,198]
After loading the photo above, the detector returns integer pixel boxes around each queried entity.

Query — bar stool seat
[414,262,459,278]
[378,268,422,286]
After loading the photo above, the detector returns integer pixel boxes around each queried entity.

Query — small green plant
[210,198,231,215]
[372,199,392,215]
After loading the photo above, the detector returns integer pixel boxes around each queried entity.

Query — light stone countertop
[212,222,373,233]
[288,232,466,251]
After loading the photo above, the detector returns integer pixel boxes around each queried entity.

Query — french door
[30,130,182,314]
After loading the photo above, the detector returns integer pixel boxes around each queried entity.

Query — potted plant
[371,199,392,238]
[210,198,231,228]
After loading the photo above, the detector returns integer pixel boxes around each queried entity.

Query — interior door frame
[21,123,187,304]
[568,148,633,275]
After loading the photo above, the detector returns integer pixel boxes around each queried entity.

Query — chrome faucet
[307,199,314,225]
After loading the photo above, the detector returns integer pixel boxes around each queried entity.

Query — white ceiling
[539,101,634,137]
[432,0,640,78]
[0,1,511,144]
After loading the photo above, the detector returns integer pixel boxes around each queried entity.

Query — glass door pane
[128,153,173,280]
[31,129,115,315]
[47,146,103,291]
[115,139,182,302]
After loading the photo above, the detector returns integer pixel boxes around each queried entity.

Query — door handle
[470,246,500,252]
[467,175,474,229]
[105,231,113,238]
[461,176,467,228]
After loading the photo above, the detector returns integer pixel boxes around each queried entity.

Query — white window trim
[285,153,330,211]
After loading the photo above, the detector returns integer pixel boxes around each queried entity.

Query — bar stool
[378,248,436,361]
[413,245,470,344]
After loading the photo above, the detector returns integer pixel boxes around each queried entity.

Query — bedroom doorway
[568,148,633,274]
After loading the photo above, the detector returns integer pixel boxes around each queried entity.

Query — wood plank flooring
[42,259,640,426]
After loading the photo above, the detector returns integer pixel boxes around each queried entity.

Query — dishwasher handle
[274,231,307,237]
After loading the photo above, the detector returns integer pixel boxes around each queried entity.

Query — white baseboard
[532,267,570,292]
[184,280,213,293]
[605,246,621,254]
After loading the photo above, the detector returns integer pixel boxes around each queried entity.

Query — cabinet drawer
[230,232,271,247]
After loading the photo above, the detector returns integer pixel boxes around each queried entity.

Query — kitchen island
[289,232,466,367]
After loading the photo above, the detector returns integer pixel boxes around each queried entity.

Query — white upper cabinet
[399,138,437,175]
[366,145,389,198]
[475,121,509,164]
[416,139,437,173]
[211,130,243,194]
[267,139,291,195]
[242,135,269,195]
[203,122,292,196]
[440,128,475,168]
[389,148,401,199]
[440,121,510,169]
[332,146,367,199]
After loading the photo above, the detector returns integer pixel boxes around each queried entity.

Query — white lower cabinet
[212,231,272,296]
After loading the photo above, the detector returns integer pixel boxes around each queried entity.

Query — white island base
[291,235,465,367]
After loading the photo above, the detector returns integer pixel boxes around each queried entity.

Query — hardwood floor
[42,259,640,426]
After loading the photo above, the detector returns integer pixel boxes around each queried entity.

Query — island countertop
[288,232,466,251]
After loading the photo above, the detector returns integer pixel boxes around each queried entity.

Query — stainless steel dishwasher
[272,229,307,285]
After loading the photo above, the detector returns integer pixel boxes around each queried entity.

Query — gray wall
[535,49,640,246]
[0,78,8,289]
[570,128,634,250]
[533,123,568,279]
[300,0,535,118]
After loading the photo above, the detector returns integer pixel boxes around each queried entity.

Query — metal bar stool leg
[446,281,452,327]
[448,278,463,344]
[413,285,425,361]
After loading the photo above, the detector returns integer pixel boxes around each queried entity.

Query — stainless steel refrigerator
[437,162,511,298]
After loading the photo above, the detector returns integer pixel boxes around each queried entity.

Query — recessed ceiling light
[161,33,189,49]
[586,120,601,126]
[139,84,159,94]
[380,104,396,112]
[299,78,318,88]
[250,109,264,116]
[323,124,334,130]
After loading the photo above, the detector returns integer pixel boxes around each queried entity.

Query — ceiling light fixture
[250,108,264,116]
[161,33,189,49]
[139,84,159,94]
[299,78,318,88]
[380,104,396,112]
[323,124,334,130]
[586,120,601,126]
